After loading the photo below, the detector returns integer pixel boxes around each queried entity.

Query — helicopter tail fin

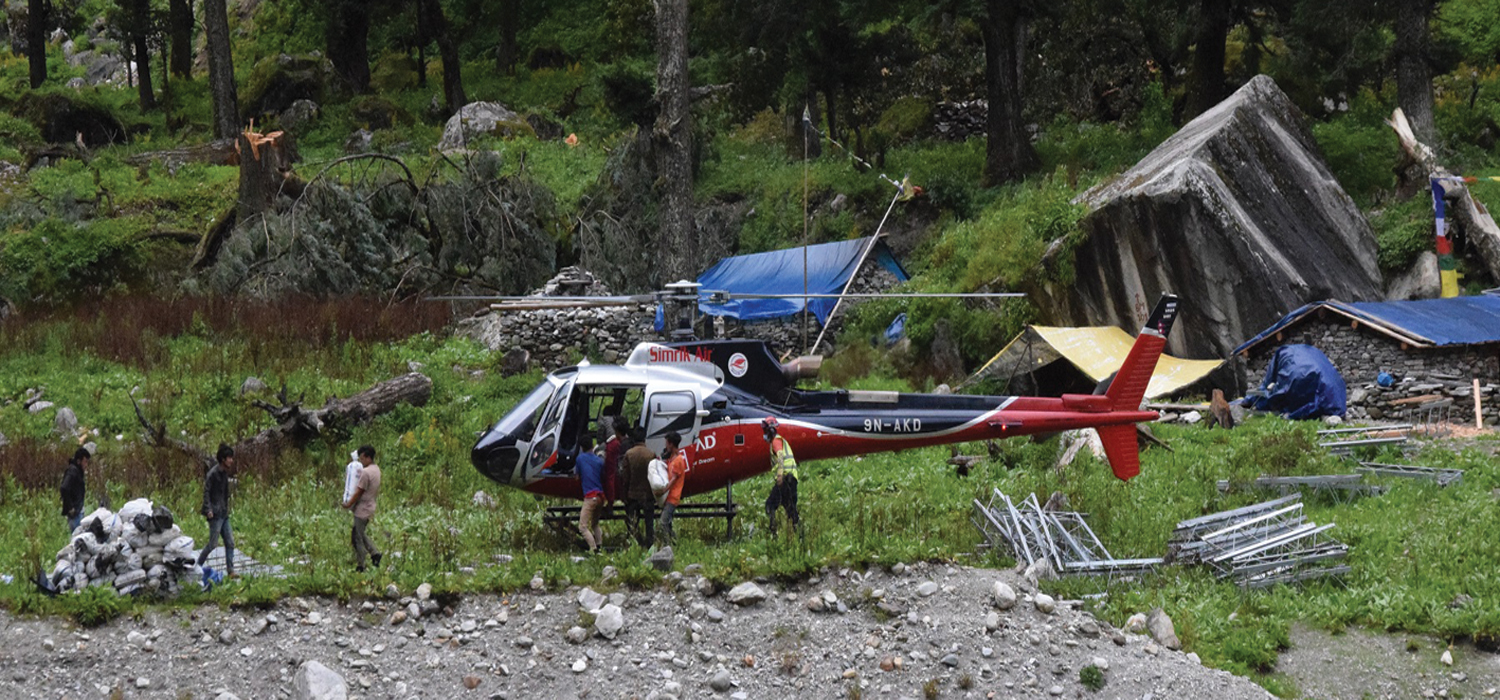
[1104,294,1180,412]
[1097,425,1141,480]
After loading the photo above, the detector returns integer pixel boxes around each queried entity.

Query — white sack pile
[49,498,198,595]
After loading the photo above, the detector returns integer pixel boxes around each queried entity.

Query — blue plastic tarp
[1235,295,1500,354]
[1247,344,1346,419]
[696,237,909,324]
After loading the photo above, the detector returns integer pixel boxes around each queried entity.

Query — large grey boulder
[1032,75,1382,361]
[439,102,528,150]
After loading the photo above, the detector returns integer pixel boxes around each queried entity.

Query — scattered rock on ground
[293,660,347,700]
[725,582,766,607]
[1148,607,1181,650]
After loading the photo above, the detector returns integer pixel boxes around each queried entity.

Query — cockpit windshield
[491,381,554,440]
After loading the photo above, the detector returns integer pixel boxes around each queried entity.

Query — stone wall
[459,261,902,372]
[1244,316,1500,425]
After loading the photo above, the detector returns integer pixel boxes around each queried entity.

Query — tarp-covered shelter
[1234,295,1500,353]
[976,325,1225,400]
[696,237,909,324]
[1246,344,1346,419]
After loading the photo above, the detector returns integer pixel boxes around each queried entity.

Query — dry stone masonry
[1244,316,1500,425]
[462,262,903,371]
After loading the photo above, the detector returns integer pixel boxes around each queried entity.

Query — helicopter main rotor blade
[709,292,1026,299]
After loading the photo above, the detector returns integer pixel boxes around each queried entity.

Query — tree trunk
[136,373,433,471]
[496,0,520,75]
[1395,0,1437,144]
[204,0,240,139]
[237,131,293,223]
[979,0,1038,187]
[328,0,371,93]
[1186,0,1231,118]
[130,0,156,112]
[420,0,466,114]
[654,0,695,283]
[168,0,192,77]
[26,0,45,88]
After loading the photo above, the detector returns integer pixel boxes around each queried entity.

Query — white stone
[1125,613,1148,634]
[416,582,432,601]
[1091,656,1109,671]
[572,658,587,673]
[594,604,624,640]
[725,582,766,606]
[1442,650,1454,666]
[293,660,347,700]
[579,587,607,612]
[992,581,1017,609]
[1034,594,1056,614]
[916,581,939,597]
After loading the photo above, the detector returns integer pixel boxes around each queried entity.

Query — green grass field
[0,304,1496,698]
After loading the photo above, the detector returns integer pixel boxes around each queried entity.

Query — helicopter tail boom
[1098,294,1180,480]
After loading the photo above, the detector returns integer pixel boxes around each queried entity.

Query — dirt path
[1278,623,1500,699]
[0,563,1274,699]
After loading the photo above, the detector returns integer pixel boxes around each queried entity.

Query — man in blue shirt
[576,437,606,553]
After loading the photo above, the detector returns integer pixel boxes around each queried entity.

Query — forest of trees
[5,0,1500,317]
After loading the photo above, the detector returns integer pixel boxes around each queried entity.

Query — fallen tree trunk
[134,372,433,468]
[123,139,240,167]
[1389,107,1500,281]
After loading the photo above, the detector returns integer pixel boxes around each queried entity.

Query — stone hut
[1234,296,1500,425]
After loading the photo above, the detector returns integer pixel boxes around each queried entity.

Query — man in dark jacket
[618,429,655,547]
[60,447,90,533]
[196,444,237,577]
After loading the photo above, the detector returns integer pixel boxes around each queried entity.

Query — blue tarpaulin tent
[697,237,909,324]
[1246,344,1347,419]
[1235,295,1500,354]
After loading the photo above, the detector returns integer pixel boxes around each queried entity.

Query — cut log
[124,139,239,167]
[134,373,432,467]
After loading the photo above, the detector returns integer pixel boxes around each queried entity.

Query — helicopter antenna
[802,105,811,357]
[808,184,903,355]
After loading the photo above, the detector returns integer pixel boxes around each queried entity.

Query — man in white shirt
[343,447,373,567]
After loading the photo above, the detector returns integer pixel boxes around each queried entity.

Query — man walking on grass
[342,444,383,572]
[197,444,237,578]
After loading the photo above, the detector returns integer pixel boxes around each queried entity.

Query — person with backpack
[762,417,800,537]
[656,432,689,546]
[197,444,237,578]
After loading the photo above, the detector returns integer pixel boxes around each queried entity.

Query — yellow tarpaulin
[977,326,1223,400]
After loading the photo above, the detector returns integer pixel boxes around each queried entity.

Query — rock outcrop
[1032,75,1382,361]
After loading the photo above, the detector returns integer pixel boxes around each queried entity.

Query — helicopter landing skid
[542,482,740,543]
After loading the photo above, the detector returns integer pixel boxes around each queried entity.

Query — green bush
[1311,88,1400,206]
[1369,196,1435,275]
[1079,664,1105,691]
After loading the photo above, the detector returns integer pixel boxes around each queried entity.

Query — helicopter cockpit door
[643,389,701,456]
[524,378,575,479]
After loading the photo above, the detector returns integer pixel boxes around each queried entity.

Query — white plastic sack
[80,507,112,532]
[647,459,670,494]
[117,498,152,523]
[164,535,196,562]
[146,525,182,547]
[114,569,147,588]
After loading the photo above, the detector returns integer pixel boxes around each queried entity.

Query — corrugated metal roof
[1234,294,1500,355]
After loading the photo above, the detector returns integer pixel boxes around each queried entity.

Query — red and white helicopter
[469,294,1180,499]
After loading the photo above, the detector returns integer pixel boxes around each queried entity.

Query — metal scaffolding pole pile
[1167,493,1349,589]
[1316,424,1412,454]
[1215,474,1386,502]
[972,489,1162,579]
[1355,461,1464,486]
